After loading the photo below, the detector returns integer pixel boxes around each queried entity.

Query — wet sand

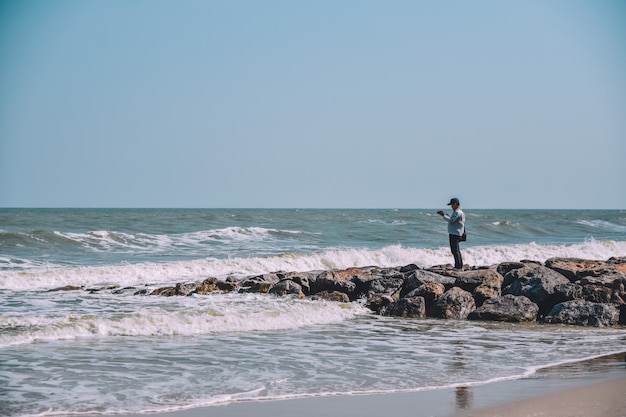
[107,352,626,417]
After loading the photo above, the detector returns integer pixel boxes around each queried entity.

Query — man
[437,197,465,270]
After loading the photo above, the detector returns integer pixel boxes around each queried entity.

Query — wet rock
[406,282,445,316]
[151,286,176,296]
[545,257,609,282]
[552,282,583,303]
[366,294,395,311]
[581,284,613,304]
[402,269,456,297]
[435,287,475,320]
[217,277,240,292]
[269,280,305,299]
[546,257,626,284]
[453,269,503,293]
[472,284,501,307]
[496,262,526,278]
[379,296,426,318]
[196,277,220,294]
[354,268,405,300]
[311,290,350,303]
[503,265,570,314]
[240,273,280,293]
[543,301,620,327]
[310,268,365,298]
[468,295,539,322]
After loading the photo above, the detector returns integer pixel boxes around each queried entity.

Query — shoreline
[101,352,626,417]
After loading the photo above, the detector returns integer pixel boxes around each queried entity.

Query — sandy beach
[109,352,626,417]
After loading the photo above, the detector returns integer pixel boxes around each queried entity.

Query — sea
[1,208,626,416]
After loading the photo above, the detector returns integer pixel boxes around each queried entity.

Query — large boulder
[501,261,542,288]
[280,271,320,295]
[435,287,476,320]
[379,296,426,318]
[310,268,365,298]
[503,265,570,314]
[269,280,305,299]
[453,269,504,293]
[468,295,539,322]
[402,269,456,297]
[545,258,610,282]
[240,273,280,293]
[543,301,620,327]
[360,269,405,301]
[545,257,626,283]
[496,262,526,278]
[405,282,445,316]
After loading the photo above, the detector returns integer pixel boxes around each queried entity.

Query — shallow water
[1,209,625,416]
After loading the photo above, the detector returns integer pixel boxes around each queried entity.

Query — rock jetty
[85,257,626,327]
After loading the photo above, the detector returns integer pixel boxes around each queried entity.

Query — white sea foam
[0,293,370,347]
[1,240,625,291]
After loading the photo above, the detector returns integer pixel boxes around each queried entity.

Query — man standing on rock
[437,197,465,270]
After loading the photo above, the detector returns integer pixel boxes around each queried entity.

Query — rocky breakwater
[99,257,626,327]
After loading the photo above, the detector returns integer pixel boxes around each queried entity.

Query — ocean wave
[577,219,626,233]
[1,226,305,257]
[0,293,369,347]
[1,240,625,291]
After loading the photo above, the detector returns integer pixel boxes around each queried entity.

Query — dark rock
[366,294,395,311]
[175,282,198,296]
[280,271,320,295]
[496,262,526,278]
[150,286,176,296]
[608,256,626,274]
[434,287,476,320]
[620,304,626,325]
[269,280,305,299]
[502,263,539,288]
[151,282,197,296]
[468,295,539,322]
[454,269,503,293]
[379,296,426,318]
[355,268,405,300]
[311,290,350,303]
[196,277,220,294]
[402,269,456,297]
[579,273,626,288]
[503,265,570,314]
[240,273,280,293]
[472,284,501,307]
[217,277,239,292]
[552,283,583,303]
[406,282,445,316]
[581,284,613,304]
[310,268,364,298]
[543,301,620,327]
[399,264,419,273]
[111,286,136,295]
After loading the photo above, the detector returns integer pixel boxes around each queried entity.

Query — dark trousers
[449,234,463,269]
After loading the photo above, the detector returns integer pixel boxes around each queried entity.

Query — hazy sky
[1,1,625,209]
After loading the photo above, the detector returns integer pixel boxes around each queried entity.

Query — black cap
[447,198,460,205]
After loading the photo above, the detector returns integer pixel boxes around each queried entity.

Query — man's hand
[437,211,444,216]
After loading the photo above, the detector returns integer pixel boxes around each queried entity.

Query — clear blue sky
[1,0,625,209]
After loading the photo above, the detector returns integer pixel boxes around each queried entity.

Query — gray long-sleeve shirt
[442,208,465,236]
